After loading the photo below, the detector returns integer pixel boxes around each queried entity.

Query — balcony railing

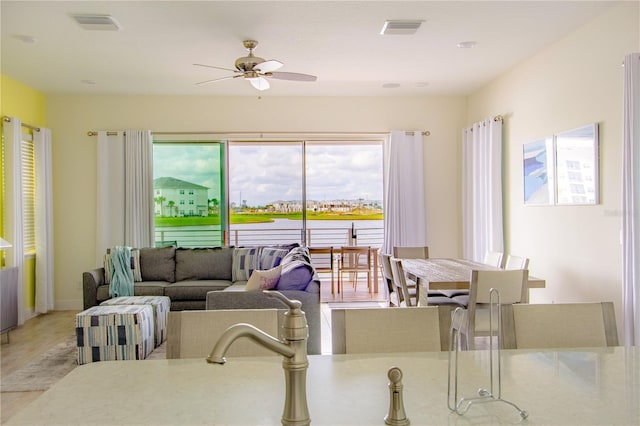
[155,226,384,249]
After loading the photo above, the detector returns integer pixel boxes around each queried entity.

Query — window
[153,141,225,247]
[228,141,383,247]
[153,137,384,249]
[21,135,35,254]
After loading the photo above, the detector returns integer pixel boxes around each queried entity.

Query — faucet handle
[264,290,302,311]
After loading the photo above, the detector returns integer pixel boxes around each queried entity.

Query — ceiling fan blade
[195,75,240,86]
[269,72,317,82]
[193,63,240,73]
[254,59,283,73]
[248,76,270,91]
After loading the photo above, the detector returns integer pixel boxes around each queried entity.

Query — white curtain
[33,127,55,314]
[462,117,504,262]
[622,52,640,347]
[96,130,154,264]
[2,117,26,324]
[383,130,427,254]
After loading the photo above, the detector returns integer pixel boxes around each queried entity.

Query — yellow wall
[0,74,47,311]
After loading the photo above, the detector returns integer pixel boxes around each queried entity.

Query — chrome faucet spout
[207,323,295,364]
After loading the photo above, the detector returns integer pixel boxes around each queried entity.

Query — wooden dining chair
[393,246,429,259]
[337,246,372,295]
[502,302,618,349]
[308,246,335,294]
[451,269,528,350]
[389,258,418,306]
[331,306,442,353]
[390,258,462,308]
[379,253,399,306]
[483,251,504,268]
[504,254,529,270]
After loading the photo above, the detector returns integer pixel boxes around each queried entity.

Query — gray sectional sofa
[82,245,322,354]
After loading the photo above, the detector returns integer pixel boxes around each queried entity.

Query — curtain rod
[2,116,41,132]
[86,130,431,137]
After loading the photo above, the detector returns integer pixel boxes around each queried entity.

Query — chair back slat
[331,306,441,353]
[471,269,528,304]
[511,302,618,349]
[393,246,429,259]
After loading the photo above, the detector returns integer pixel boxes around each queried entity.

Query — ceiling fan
[194,40,317,91]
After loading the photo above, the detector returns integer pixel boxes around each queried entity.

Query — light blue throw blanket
[109,246,134,297]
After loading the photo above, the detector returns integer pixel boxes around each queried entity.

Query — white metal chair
[506,302,618,349]
[451,269,528,350]
[483,251,504,268]
[503,254,529,270]
[331,306,442,353]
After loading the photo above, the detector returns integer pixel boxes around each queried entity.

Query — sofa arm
[205,290,321,355]
[82,268,105,310]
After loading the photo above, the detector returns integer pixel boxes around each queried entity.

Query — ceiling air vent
[380,20,424,35]
[70,14,121,31]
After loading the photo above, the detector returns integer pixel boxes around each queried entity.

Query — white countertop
[8,346,639,425]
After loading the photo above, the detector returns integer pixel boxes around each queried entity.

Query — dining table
[401,257,545,298]
[7,347,638,425]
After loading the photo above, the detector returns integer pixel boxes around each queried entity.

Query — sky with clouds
[154,142,383,207]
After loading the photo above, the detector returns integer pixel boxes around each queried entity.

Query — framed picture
[555,123,599,205]
[523,137,555,205]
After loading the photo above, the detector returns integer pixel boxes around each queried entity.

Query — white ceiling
[0,1,617,97]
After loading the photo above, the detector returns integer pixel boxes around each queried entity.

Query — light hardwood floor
[0,310,79,424]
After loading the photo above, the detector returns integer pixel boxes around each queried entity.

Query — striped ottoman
[76,305,154,365]
[100,296,170,347]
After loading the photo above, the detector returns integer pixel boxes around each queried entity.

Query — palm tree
[167,200,176,217]
[154,196,166,216]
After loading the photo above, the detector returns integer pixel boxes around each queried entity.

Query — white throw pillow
[245,265,282,291]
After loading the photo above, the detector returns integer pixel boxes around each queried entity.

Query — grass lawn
[155,211,382,226]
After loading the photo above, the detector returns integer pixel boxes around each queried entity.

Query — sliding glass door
[152,141,225,247]
[153,138,383,248]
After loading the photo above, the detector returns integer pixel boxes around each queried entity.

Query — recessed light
[380,20,425,35]
[13,34,37,44]
[382,83,401,89]
[457,41,477,49]
[70,14,121,31]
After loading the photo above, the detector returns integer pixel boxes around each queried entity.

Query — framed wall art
[523,123,599,206]
[523,137,555,205]
[554,123,599,205]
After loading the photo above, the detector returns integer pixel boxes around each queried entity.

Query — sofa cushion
[232,247,261,282]
[260,248,289,270]
[277,247,315,291]
[164,280,232,300]
[140,246,176,283]
[175,247,234,281]
[245,265,282,291]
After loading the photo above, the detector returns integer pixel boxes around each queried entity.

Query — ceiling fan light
[249,77,270,91]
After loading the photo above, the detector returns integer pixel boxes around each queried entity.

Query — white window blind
[21,134,35,254]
